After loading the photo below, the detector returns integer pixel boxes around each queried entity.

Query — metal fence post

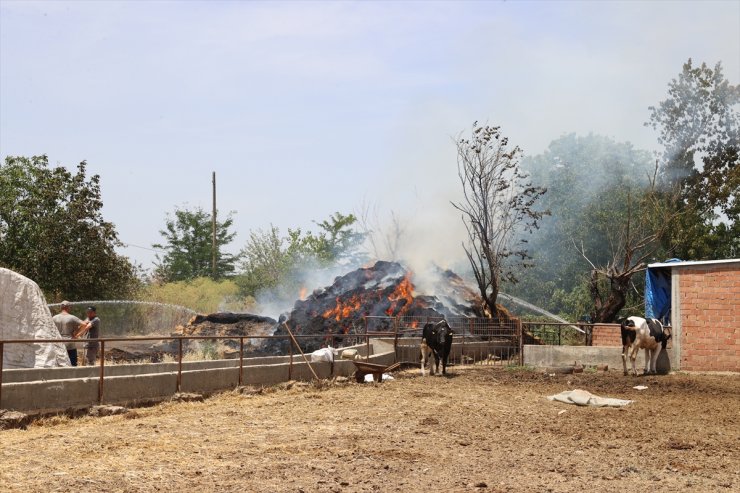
[365,317,370,361]
[518,320,523,366]
[177,338,183,392]
[98,340,105,404]
[238,337,244,387]
[392,317,399,363]
[288,338,293,380]
[0,341,4,408]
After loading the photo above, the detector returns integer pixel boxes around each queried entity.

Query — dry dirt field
[1,367,739,492]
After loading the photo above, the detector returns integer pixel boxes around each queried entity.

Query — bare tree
[452,123,547,318]
[576,166,680,322]
[357,200,407,261]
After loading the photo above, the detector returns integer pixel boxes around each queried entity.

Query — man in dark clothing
[79,306,101,366]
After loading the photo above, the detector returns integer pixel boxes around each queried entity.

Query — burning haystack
[268,261,486,353]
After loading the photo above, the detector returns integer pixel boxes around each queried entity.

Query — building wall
[591,324,622,347]
[676,264,740,372]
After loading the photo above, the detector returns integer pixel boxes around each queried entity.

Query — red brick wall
[591,324,622,346]
[678,264,740,372]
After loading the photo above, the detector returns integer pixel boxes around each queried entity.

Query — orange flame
[299,287,308,300]
[386,273,415,316]
[322,295,362,321]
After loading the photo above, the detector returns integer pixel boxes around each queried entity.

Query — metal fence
[1,317,623,410]
[0,331,394,409]
[367,315,523,368]
[522,322,589,346]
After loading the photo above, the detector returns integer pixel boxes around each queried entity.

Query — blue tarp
[645,258,682,324]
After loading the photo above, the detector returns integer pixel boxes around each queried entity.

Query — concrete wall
[1,341,395,413]
[674,263,740,372]
[523,344,676,371]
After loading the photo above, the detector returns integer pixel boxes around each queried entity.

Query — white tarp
[548,389,633,408]
[0,268,70,369]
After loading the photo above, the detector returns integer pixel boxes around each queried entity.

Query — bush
[141,277,253,314]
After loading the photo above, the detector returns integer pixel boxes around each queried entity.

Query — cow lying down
[620,316,671,376]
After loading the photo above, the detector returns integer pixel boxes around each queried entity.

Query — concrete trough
[1,340,396,413]
[523,344,676,371]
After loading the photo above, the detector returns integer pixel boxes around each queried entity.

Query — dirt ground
[1,367,738,492]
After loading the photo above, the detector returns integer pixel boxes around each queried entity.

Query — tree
[0,155,140,301]
[452,123,547,318]
[577,176,679,322]
[357,200,407,261]
[153,206,237,282]
[236,225,290,297]
[298,212,366,265]
[236,212,366,299]
[647,59,739,259]
[509,134,657,320]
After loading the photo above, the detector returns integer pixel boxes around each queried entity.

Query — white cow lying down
[310,347,339,363]
[620,316,672,376]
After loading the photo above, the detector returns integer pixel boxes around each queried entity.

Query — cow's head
[435,320,453,345]
[620,317,636,330]
[661,325,672,349]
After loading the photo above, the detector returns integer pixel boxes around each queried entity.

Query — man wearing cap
[52,301,84,366]
[78,306,101,366]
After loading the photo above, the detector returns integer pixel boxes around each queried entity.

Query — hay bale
[171,392,204,403]
[88,405,129,417]
[0,410,31,430]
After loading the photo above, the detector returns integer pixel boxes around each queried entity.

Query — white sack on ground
[310,347,337,363]
[364,373,394,383]
[548,389,632,408]
[0,268,70,369]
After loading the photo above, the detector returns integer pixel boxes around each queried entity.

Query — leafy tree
[293,212,366,265]
[510,134,661,321]
[452,123,548,318]
[0,155,140,301]
[577,184,678,322]
[153,206,237,282]
[236,226,290,297]
[236,212,365,299]
[647,58,739,259]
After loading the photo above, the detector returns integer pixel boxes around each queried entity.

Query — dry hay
[1,367,739,492]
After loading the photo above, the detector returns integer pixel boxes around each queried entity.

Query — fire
[299,287,308,300]
[386,273,415,316]
[322,295,362,321]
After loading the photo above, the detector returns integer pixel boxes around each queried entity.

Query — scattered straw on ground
[1,367,739,492]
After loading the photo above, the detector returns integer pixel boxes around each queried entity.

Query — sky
[1,0,739,272]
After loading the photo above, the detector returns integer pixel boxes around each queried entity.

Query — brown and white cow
[620,316,672,376]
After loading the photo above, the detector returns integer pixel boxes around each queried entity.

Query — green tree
[0,155,140,301]
[236,212,365,298]
[511,134,664,321]
[647,58,739,259]
[153,206,237,282]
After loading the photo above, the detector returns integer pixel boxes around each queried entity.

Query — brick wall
[591,324,622,347]
[678,264,740,372]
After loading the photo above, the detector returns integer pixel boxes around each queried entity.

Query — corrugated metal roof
[647,258,740,269]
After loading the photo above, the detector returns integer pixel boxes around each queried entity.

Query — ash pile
[155,313,278,358]
[267,261,485,354]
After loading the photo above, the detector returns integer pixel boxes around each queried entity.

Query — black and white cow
[420,321,454,376]
[621,316,672,376]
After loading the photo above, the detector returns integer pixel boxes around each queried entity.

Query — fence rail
[2,317,640,410]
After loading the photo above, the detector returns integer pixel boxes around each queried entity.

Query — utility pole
[212,171,217,279]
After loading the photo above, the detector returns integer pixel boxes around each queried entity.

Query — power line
[120,242,166,254]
